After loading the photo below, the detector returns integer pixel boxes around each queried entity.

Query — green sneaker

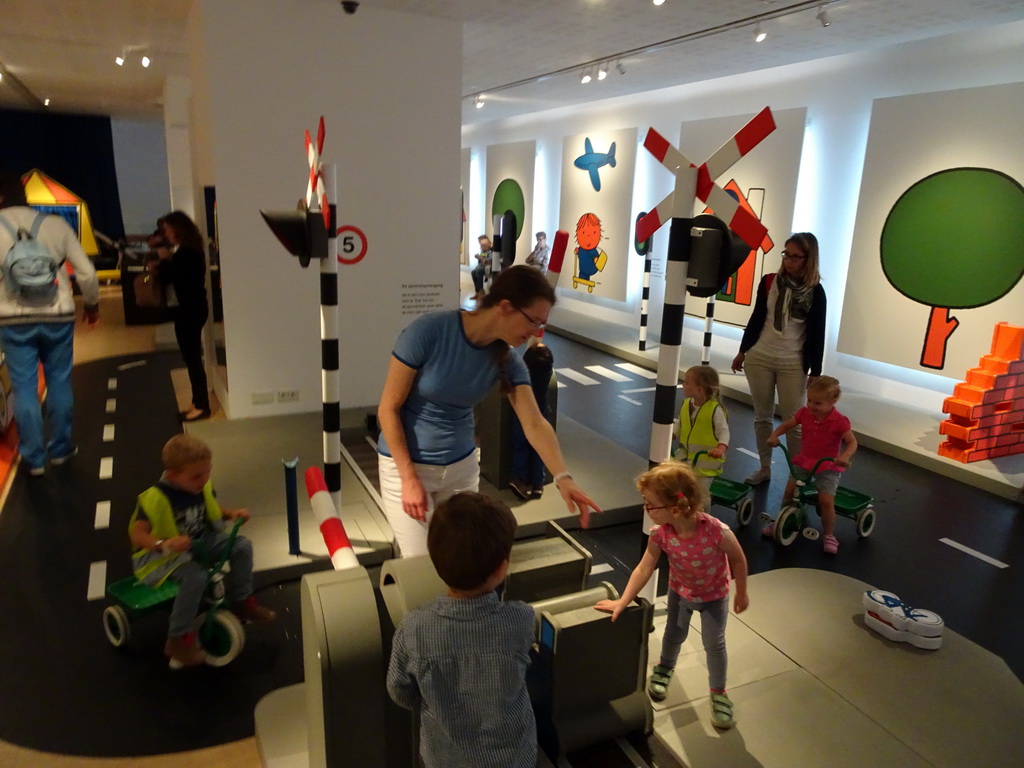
[648,664,674,701]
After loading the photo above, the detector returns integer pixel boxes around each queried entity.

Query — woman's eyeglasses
[781,251,807,261]
[516,306,547,329]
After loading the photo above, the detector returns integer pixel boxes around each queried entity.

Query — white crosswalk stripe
[618,394,643,406]
[585,365,633,382]
[555,367,600,386]
[615,362,658,379]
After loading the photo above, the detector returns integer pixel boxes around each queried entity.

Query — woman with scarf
[731,233,826,486]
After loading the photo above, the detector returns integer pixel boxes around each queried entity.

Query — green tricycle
[102,518,247,668]
[762,444,876,546]
[691,450,755,527]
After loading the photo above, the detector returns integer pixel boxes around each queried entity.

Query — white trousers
[377,452,480,558]
[743,345,807,468]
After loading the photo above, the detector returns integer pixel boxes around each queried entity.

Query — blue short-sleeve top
[377,310,530,465]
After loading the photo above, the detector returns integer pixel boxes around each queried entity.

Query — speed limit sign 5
[336,225,368,265]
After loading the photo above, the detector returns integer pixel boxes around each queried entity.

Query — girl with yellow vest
[674,366,730,489]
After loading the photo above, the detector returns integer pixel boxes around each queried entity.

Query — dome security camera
[341,1,359,13]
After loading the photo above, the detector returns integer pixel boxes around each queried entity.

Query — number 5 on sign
[336,225,368,265]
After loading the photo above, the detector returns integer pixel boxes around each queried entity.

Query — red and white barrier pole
[305,466,359,570]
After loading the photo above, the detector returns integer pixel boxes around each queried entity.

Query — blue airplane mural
[574,138,616,192]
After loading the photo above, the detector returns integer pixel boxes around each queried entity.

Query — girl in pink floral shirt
[596,461,749,729]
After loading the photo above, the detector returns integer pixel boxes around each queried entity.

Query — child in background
[509,341,555,500]
[764,375,857,554]
[596,461,748,729]
[387,492,536,768]
[674,365,729,490]
[129,434,276,668]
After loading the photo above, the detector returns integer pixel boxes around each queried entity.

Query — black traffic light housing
[260,202,328,268]
[686,213,753,298]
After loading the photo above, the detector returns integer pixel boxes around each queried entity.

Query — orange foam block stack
[939,322,1024,463]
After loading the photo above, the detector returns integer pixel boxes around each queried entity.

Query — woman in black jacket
[730,232,826,486]
[158,211,210,422]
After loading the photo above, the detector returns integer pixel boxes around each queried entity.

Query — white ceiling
[1,0,1022,124]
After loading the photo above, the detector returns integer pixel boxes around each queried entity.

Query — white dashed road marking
[585,365,632,383]
[103,424,115,442]
[615,363,658,379]
[618,395,643,406]
[107,378,117,390]
[99,457,114,479]
[94,501,110,529]
[622,386,656,394]
[555,368,600,386]
[105,398,116,413]
[87,561,107,601]
[940,538,1008,568]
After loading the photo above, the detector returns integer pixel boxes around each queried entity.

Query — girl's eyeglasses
[643,502,673,513]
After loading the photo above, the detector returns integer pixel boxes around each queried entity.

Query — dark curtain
[0,108,126,240]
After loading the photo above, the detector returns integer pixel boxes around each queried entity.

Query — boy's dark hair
[524,342,554,371]
[0,171,28,209]
[427,492,517,591]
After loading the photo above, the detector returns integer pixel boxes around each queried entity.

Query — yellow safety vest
[128,482,222,584]
[676,398,726,477]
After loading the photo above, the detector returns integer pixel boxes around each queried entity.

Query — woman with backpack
[730,232,826,486]
[156,211,210,422]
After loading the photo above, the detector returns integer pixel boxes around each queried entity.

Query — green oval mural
[492,179,525,240]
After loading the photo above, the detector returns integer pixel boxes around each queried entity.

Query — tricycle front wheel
[774,505,803,546]
[196,610,245,667]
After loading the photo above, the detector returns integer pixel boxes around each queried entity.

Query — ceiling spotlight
[581,69,592,84]
[474,94,484,109]
[816,5,831,27]
[44,98,50,107]
[597,63,607,81]
[653,0,666,5]
[754,23,767,43]
[616,60,626,75]
[141,55,151,68]
[115,55,125,66]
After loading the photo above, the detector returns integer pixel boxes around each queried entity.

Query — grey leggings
[660,590,729,692]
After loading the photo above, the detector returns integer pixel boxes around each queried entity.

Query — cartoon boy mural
[573,212,608,292]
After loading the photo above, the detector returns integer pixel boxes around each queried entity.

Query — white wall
[462,20,1024,412]
[189,0,461,418]
[110,118,171,236]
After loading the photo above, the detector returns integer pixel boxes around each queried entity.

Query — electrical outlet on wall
[252,391,274,405]
[277,390,300,403]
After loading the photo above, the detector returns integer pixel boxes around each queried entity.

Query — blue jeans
[0,322,76,469]
[164,532,254,637]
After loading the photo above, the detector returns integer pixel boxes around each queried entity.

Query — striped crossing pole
[702,296,716,365]
[634,109,776,601]
[321,164,341,509]
[639,263,651,352]
[635,211,652,352]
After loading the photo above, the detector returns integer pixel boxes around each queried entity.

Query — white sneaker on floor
[28,465,45,477]
[744,467,771,485]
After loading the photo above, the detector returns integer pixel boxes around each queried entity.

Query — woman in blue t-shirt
[377,266,600,556]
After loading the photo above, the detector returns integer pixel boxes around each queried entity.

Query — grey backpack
[0,212,62,304]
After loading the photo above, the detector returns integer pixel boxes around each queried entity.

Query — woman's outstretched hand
[556,477,601,529]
